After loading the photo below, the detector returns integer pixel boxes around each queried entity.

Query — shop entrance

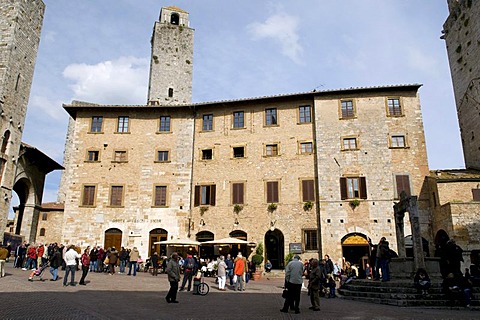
[341,233,370,271]
[149,228,168,257]
[265,229,284,269]
[197,231,214,258]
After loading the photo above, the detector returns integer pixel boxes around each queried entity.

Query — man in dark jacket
[179,254,195,291]
[324,255,334,277]
[49,246,62,281]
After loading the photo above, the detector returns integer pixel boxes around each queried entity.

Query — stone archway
[341,232,370,270]
[149,228,168,257]
[196,230,214,258]
[265,229,284,269]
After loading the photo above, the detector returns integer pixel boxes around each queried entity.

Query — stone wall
[0,0,45,242]
[443,0,480,169]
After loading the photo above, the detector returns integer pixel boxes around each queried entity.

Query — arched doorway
[149,228,168,257]
[265,229,284,269]
[341,233,370,271]
[228,230,249,257]
[196,231,214,258]
[104,228,122,250]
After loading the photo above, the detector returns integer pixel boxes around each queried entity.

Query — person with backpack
[179,254,195,291]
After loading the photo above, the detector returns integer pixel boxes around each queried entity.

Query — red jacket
[37,245,45,258]
[27,247,37,259]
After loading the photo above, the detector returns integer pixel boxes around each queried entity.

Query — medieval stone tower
[0,0,45,242]
[443,0,480,170]
[147,6,194,105]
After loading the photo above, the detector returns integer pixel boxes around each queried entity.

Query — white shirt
[64,248,81,266]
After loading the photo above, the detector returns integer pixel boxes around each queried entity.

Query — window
[340,177,367,200]
[300,142,313,154]
[299,105,311,123]
[194,185,216,206]
[159,116,171,132]
[340,100,355,118]
[154,186,167,207]
[265,108,277,126]
[233,146,245,158]
[114,150,127,162]
[82,185,96,206]
[87,150,99,161]
[304,229,318,251]
[201,149,212,160]
[110,186,124,206]
[168,88,174,97]
[472,188,480,201]
[233,111,244,129]
[39,228,46,237]
[301,179,315,202]
[395,175,411,199]
[1,130,10,153]
[157,150,169,162]
[117,116,129,133]
[342,137,358,150]
[42,213,48,221]
[232,182,245,205]
[388,98,402,116]
[265,144,279,156]
[203,114,213,131]
[91,116,103,133]
[391,135,406,148]
[266,181,279,203]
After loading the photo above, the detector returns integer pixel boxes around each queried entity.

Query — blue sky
[20,0,463,208]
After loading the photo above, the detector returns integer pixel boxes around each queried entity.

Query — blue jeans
[128,262,137,276]
[120,260,126,273]
[25,257,37,270]
[379,259,390,281]
[89,261,95,272]
[50,267,58,280]
[63,265,76,285]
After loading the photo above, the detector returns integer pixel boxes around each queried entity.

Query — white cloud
[63,56,149,105]
[29,95,65,120]
[247,12,304,64]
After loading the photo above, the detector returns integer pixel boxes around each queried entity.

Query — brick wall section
[443,0,480,169]
[0,0,45,242]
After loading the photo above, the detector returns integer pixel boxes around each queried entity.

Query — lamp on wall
[270,220,276,231]
[199,219,205,227]
[233,218,239,227]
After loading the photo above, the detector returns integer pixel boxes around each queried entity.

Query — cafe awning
[154,238,201,246]
[202,237,256,246]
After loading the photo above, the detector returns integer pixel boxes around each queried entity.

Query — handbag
[282,289,289,298]
[233,275,237,283]
[104,257,110,264]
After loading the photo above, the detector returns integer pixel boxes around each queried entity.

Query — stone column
[394,209,406,258]
[408,196,425,270]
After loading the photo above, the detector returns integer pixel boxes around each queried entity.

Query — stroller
[28,262,50,281]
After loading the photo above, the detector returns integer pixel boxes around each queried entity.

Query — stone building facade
[0,0,46,243]
[58,6,433,267]
[443,0,480,170]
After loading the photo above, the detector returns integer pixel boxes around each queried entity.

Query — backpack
[186,258,194,270]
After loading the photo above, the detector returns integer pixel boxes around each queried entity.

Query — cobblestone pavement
[0,262,478,320]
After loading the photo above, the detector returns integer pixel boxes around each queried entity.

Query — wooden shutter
[359,177,367,199]
[233,183,244,204]
[267,181,279,203]
[395,175,411,198]
[472,189,480,201]
[340,178,347,200]
[83,186,95,206]
[194,186,200,207]
[302,180,315,202]
[155,186,167,206]
[210,185,216,206]
[110,186,123,206]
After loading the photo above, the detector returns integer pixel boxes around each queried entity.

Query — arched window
[42,212,48,221]
[1,130,10,153]
[168,88,174,98]
[170,13,180,25]
[39,228,46,236]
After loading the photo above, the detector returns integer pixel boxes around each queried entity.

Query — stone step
[339,288,466,300]
[338,294,479,308]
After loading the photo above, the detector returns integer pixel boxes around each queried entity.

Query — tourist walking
[151,252,159,276]
[233,253,246,291]
[378,237,391,282]
[0,245,8,277]
[128,247,140,276]
[165,252,180,303]
[281,254,304,314]
[179,254,195,291]
[307,259,321,311]
[79,247,90,285]
[225,253,234,285]
[119,247,128,274]
[48,246,62,281]
[217,255,227,290]
[63,245,81,286]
